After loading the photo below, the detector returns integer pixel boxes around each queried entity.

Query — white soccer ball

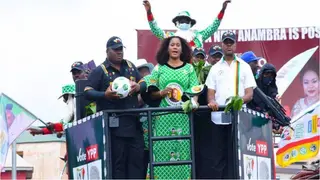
[112,77,131,99]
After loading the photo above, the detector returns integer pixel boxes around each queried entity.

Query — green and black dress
[145,62,199,179]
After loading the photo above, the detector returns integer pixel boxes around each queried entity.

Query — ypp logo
[76,144,99,163]
[246,138,268,156]
[256,140,268,156]
[86,144,99,162]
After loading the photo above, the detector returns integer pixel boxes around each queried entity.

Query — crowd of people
[27,31,284,180]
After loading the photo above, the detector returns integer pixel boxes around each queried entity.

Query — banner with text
[65,113,107,180]
[238,110,275,180]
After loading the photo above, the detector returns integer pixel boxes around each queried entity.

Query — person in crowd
[291,61,319,117]
[242,52,287,133]
[27,61,91,176]
[205,31,256,179]
[241,51,262,78]
[134,59,154,177]
[28,61,90,136]
[192,47,206,64]
[144,36,199,179]
[84,36,145,179]
[136,59,154,78]
[143,0,230,49]
[246,63,278,111]
[70,61,89,82]
[207,45,223,65]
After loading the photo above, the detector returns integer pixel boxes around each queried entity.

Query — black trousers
[196,123,236,179]
[143,150,149,177]
[111,132,145,179]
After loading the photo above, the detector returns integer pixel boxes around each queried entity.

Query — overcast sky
[0,0,318,125]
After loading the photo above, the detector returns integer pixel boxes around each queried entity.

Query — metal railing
[103,106,226,179]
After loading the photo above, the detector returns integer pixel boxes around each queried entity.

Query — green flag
[0,93,38,145]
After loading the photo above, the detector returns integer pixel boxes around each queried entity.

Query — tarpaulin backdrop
[136,26,320,166]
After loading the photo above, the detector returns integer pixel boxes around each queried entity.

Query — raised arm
[199,0,230,41]
[143,0,166,40]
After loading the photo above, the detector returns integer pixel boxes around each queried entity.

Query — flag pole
[11,141,17,180]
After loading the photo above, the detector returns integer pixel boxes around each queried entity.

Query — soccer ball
[112,77,131,99]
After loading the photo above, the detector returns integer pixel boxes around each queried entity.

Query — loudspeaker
[75,79,93,120]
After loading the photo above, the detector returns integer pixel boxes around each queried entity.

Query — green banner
[0,93,38,145]
[0,93,38,170]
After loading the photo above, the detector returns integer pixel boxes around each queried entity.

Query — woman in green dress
[146,36,200,179]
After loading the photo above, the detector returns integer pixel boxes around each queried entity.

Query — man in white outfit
[205,31,256,179]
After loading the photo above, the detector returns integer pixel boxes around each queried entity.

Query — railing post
[232,110,240,179]
[103,112,113,179]
[189,111,196,179]
[147,110,155,179]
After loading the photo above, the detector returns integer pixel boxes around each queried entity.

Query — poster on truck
[65,112,108,179]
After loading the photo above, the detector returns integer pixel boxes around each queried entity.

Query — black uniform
[85,59,145,179]
[248,63,278,110]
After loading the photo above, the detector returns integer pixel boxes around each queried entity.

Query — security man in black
[84,36,145,179]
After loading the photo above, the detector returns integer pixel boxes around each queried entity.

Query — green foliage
[85,102,97,116]
[224,96,244,113]
[192,60,212,84]
[182,100,193,113]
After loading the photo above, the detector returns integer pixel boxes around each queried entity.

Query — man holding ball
[84,36,145,179]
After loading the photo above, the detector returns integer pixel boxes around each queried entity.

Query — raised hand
[222,0,231,11]
[143,0,151,12]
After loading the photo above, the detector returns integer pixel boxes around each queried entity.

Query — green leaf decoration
[192,61,212,84]
[85,102,97,116]
[192,60,205,83]
[182,100,193,113]
[224,96,244,113]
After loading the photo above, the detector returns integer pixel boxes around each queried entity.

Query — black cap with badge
[70,61,85,72]
[193,47,206,57]
[222,31,236,43]
[208,45,223,56]
[106,36,125,49]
